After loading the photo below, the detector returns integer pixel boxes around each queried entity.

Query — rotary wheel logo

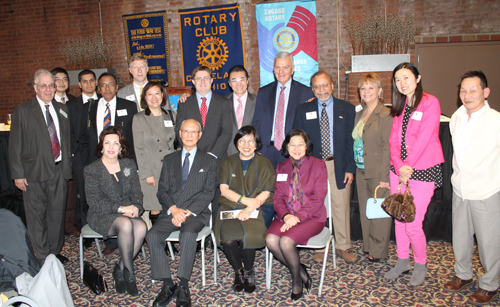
[196,37,229,70]
[141,19,149,28]
[274,28,299,52]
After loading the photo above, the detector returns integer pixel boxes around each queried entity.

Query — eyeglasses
[238,139,255,145]
[313,83,332,90]
[194,76,211,82]
[181,130,201,135]
[288,143,306,149]
[99,82,116,88]
[55,77,69,83]
[36,83,56,90]
[230,78,247,84]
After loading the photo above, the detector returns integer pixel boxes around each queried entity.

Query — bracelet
[243,208,253,213]
[237,195,244,206]
[118,206,123,213]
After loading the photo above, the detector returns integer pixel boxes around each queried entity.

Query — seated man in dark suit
[148,119,218,307]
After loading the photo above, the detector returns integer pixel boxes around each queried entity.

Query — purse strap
[374,185,381,198]
[402,181,411,202]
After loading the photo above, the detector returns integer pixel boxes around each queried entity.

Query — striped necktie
[45,105,60,160]
[103,103,111,129]
[274,86,286,150]
[236,97,244,129]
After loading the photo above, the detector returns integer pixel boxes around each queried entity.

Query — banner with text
[256,0,317,87]
[179,3,245,96]
[122,11,171,85]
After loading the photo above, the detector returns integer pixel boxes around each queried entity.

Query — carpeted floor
[61,236,498,307]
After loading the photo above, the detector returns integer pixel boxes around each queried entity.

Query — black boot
[244,268,256,293]
[123,268,138,296]
[112,263,126,294]
[232,267,245,292]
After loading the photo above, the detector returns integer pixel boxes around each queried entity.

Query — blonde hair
[358,73,383,107]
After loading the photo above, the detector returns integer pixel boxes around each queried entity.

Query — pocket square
[199,169,204,172]
[339,116,344,119]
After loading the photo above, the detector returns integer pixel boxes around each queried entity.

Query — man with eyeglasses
[252,51,313,169]
[293,71,357,263]
[9,69,73,266]
[224,65,257,156]
[51,67,76,104]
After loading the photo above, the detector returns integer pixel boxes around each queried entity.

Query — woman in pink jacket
[384,63,444,286]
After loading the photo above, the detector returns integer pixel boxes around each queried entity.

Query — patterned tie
[61,97,65,104]
[236,97,244,129]
[320,103,331,160]
[200,97,207,129]
[274,86,286,150]
[103,103,111,129]
[182,153,190,189]
[45,105,60,160]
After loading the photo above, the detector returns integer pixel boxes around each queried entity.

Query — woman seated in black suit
[84,126,146,296]
[215,126,276,293]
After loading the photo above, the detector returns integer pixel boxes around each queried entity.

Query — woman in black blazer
[84,126,146,296]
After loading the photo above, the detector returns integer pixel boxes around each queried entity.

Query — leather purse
[83,261,108,295]
[366,185,391,219]
[381,183,416,223]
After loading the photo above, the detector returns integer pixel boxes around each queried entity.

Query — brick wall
[1,0,499,121]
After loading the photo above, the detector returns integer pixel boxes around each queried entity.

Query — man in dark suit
[224,65,257,156]
[148,119,218,307]
[9,69,73,265]
[51,67,76,104]
[293,71,357,263]
[252,51,313,168]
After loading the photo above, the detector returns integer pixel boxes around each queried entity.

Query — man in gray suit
[224,65,256,156]
[148,119,218,307]
[117,54,149,112]
[9,69,73,265]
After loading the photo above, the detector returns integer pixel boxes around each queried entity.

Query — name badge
[277,174,288,181]
[355,104,363,112]
[117,109,128,117]
[59,109,68,118]
[164,120,173,128]
[306,111,318,120]
[411,111,423,121]
[125,94,135,102]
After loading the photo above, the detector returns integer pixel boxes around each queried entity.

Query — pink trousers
[389,172,435,264]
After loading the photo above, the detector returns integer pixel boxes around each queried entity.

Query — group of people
[8,49,500,306]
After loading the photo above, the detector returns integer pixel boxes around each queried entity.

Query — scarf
[287,156,307,214]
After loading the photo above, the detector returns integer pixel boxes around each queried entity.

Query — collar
[82,93,98,102]
[278,78,292,90]
[99,96,117,107]
[233,90,248,102]
[182,146,198,157]
[54,93,68,103]
[459,101,489,120]
[133,81,148,91]
[145,106,168,116]
[317,95,333,108]
[36,96,54,109]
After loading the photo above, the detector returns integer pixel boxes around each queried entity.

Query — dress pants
[452,191,500,291]
[23,163,67,264]
[147,215,205,280]
[64,174,80,234]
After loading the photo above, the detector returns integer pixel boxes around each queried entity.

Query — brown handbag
[381,183,416,223]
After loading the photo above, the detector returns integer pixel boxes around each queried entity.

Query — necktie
[103,103,111,129]
[236,97,244,129]
[200,97,207,129]
[182,153,190,189]
[320,103,331,159]
[61,97,65,104]
[274,86,286,150]
[45,105,60,160]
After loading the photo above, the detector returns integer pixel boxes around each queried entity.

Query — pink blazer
[389,92,444,175]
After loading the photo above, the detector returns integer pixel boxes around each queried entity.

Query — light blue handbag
[366,185,391,219]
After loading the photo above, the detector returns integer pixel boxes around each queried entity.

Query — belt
[324,155,334,161]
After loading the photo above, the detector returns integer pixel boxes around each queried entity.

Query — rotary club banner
[255,0,318,87]
[122,11,171,85]
[179,3,245,96]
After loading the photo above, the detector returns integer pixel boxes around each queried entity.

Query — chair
[165,203,217,286]
[79,225,146,279]
[266,181,335,295]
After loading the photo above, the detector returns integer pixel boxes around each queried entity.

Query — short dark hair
[228,65,249,79]
[192,66,212,78]
[51,67,69,78]
[140,81,167,110]
[78,69,96,82]
[460,70,488,89]
[281,129,313,158]
[95,126,130,159]
[98,72,117,84]
[390,62,423,117]
[310,71,332,87]
[234,126,263,152]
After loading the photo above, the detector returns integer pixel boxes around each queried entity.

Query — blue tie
[182,153,190,189]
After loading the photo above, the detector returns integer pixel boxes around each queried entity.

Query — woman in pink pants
[384,63,444,286]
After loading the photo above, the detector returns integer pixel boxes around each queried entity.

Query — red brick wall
[1,0,499,121]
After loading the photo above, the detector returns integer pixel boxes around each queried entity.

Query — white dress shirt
[96,96,117,138]
[37,97,62,162]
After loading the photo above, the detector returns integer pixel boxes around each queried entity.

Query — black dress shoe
[232,268,244,292]
[368,256,381,263]
[56,254,69,264]
[112,263,126,294]
[176,285,191,307]
[300,263,312,293]
[291,289,303,301]
[153,283,178,307]
[83,238,93,249]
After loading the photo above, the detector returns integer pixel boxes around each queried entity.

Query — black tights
[221,240,256,271]
[265,234,307,294]
[108,216,147,272]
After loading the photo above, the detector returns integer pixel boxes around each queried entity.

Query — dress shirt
[182,146,197,174]
[54,93,69,104]
[317,96,334,155]
[82,93,98,104]
[233,91,248,116]
[133,81,148,103]
[271,78,292,142]
[96,96,117,138]
[196,91,213,110]
[36,96,62,162]
[454,103,486,169]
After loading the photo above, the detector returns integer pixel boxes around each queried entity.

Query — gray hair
[34,69,54,85]
[129,54,148,68]
[180,119,202,132]
[274,52,294,66]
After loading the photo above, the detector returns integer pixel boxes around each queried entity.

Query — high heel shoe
[123,268,139,296]
[112,263,126,294]
[300,263,312,293]
[291,289,303,301]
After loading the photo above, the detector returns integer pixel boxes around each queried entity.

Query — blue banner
[256,0,318,87]
[179,4,245,96]
[122,11,171,85]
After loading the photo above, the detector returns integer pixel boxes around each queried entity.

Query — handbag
[83,261,108,295]
[366,185,391,219]
[381,183,416,223]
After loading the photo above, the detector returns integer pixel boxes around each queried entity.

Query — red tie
[274,86,286,150]
[200,97,207,129]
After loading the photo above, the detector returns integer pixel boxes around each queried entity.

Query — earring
[101,150,104,154]
[119,149,122,154]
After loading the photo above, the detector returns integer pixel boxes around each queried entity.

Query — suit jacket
[157,150,218,226]
[293,97,356,189]
[224,92,257,156]
[389,92,444,174]
[117,83,172,113]
[175,93,232,160]
[9,98,72,182]
[86,97,137,164]
[354,103,393,182]
[252,80,312,166]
